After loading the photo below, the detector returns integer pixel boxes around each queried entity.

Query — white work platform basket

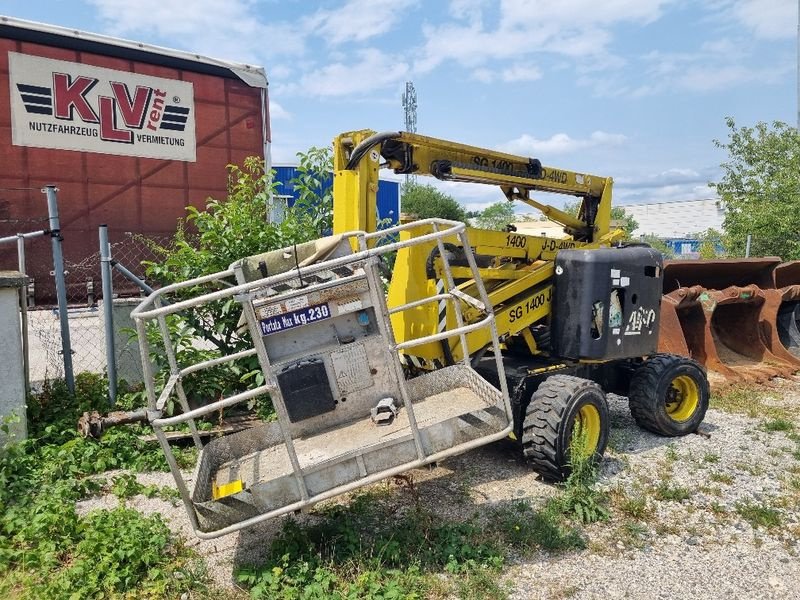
[131,219,512,538]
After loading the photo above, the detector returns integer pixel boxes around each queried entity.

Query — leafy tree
[138,150,332,407]
[711,118,800,260]
[639,234,675,259]
[562,200,638,238]
[688,228,728,258]
[289,145,334,236]
[401,182,467,221]
[474,201,516,231]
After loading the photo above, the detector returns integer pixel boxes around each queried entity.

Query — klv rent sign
[8,52,196,161]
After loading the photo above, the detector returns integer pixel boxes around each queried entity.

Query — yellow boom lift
[88,129,710,538]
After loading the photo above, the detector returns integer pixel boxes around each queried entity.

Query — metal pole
[43,185,74,393]
[797,0,799,130]
[100,225,117,405]
[17,233,29,394]
[111,260,155,295]
[745,234,752,258]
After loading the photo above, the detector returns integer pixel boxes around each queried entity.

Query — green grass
[235,426,607,599]
[654,482,693,502]
[702,453,720,464]
[546,425,610,525]
[760,418,795,433]
[613,490,654,521]
[6,374,617,600]
[235,491,585,600]
[710,386,792,420]
[0,373,207,600]
[735,501,782,529]
[709,472,735,485]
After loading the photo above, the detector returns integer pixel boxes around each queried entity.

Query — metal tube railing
[394,315,494,350]
[132,219,464,321]
[135,217,510,538]
[151,384,273,427]
[179,347,258,377]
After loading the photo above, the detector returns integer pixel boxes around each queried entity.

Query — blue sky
[2,0,797,211]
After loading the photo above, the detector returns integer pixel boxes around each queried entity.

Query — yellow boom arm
[332,129,615,242]
[331,129,624,369]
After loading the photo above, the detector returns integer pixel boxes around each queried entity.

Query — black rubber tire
[628,353,709,436]
[521,374,610,482]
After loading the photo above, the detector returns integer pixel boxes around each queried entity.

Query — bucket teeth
[658,259,800,389]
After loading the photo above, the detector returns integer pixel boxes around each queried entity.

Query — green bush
[0,374,203,599]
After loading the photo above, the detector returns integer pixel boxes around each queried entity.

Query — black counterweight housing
[551,247,664,360]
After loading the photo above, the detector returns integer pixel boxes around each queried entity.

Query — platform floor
[212,386,488,491]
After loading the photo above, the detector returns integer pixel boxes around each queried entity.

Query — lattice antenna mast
[402,81,417,184]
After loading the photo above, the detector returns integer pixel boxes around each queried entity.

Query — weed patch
[614,491,654,520]
[489,501,585,553]
[548,425,610,524]
[711,386,789,420]
[709,472,735,485]
[0,373,204,599]
[654,482,692,502]
[236,491,506,599]
[760,418,795,433]
[735,501,782,529]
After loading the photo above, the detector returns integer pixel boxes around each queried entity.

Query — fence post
[99,225,117,405]
[16,233,29,394]
[43,185,74,394]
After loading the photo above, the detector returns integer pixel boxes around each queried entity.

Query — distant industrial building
[512,199,726,257]
[625,199,724,238]
[624,198,725,257]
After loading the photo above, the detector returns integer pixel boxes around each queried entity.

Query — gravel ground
[76,376,800,598]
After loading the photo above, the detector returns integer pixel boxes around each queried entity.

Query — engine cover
[551,246,663,360]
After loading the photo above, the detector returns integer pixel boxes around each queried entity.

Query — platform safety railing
[131,218,512,537]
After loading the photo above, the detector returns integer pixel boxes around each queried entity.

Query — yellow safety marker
[212,479,243,500]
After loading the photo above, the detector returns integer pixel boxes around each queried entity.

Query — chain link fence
[27,231,173,386]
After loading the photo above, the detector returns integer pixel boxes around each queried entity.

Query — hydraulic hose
[345,131,402,170]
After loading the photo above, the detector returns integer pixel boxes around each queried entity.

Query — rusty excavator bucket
[658,258,800,388]
[772,261,800,360]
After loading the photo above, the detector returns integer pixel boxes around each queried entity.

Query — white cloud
[500,0,668,28]
[472,64,543,83]
[87,0,304,63]
[581,34,794,97]
[304,0,419,46]
[416,0,672,73]
[297,49,409,97]
[269,101,291,120]
[730,0,796,40]
[499,131,628,155]
[644,41,792,93]
[613,167,719,204]
[448,0,491,24]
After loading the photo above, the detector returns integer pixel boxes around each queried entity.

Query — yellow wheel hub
[665,375,700,422]
[573,404,601,456]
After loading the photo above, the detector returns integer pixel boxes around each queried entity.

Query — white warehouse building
[623,198,725,238]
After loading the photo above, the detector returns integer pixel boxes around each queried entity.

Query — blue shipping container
[273,165,400,225]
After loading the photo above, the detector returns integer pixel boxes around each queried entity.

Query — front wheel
[628,354,709,436]
[521,375,610,481]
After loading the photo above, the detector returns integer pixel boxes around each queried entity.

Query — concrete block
[0,271,27,443]
[106,297,147,387]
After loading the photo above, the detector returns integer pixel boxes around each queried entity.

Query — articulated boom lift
[90,128,710,539]
[329,128,709,477]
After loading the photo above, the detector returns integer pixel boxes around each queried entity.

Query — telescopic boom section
[332,129,614,242]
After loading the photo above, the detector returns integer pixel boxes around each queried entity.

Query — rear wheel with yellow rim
[628,354,709,436]
[521,375,610,481]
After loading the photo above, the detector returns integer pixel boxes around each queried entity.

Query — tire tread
[522,374,605,481]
